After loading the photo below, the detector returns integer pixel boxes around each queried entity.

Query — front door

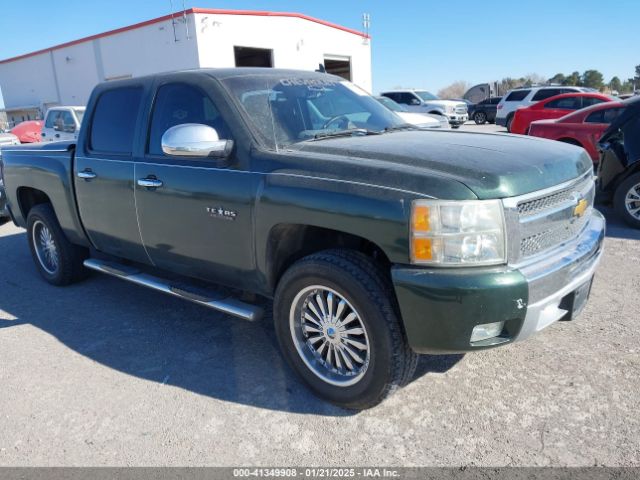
[74,86,151,264]
[134,81,259,289]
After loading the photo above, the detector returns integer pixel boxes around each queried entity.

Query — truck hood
[293,130,592,199]
[397,112,440,127]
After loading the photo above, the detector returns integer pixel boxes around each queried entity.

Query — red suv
[510,92,613,135]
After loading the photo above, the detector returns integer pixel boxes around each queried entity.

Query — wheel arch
[17,186,52,220]
[265,223,392,293]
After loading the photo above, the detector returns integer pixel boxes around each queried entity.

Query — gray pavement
[0,206,639,467]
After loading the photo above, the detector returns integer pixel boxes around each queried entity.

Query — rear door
[74,85,152,263]
[133,78,259,288]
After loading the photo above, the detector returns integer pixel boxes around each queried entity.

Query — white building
[0,8,372,125]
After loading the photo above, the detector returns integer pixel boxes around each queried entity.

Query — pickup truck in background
[0,69,605,409]
[41,106,85,143]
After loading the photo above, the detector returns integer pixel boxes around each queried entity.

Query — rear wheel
[474,111,487,125]
[27,204,89,285]
[274,250,418,410]
[614,173,640,229]
[506,114,514,132]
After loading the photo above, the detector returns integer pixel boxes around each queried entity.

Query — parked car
[1,69,604,409]
[380,89,468,128]
[496,86,592,132]
[528,100,626,162]
[375,96,449,129]
[0,134,20,221]
[510,93,613,135]
[11,120,43,143]
[596,96,640,227]
[41,106,85,142]
[471,97,502,124]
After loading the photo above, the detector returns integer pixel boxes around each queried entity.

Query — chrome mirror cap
[161,123,233,158]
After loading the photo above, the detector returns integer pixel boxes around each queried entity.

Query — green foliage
[582,70,604,89]
[609,77,622,92]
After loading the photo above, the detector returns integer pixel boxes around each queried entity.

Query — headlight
[446,105,455,113]
[410,199,506,266]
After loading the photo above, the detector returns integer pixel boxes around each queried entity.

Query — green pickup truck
[0,69,605,409]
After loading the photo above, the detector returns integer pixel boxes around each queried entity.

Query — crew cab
[0,69,605,409]
[380,90,468,128]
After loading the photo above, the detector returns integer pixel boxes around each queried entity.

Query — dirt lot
[0,194,639,466]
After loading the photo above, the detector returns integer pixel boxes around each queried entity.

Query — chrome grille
[504,172,596,264]
[455,106,467,114]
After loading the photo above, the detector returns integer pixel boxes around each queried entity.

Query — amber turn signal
[412,237,433,261]
[412,205,430,232]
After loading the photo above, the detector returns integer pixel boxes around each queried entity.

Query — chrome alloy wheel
[625,183,640,220]
[32,220,59,274]
[290,286,371,387]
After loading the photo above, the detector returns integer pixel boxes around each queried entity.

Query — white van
[41,106,85,142]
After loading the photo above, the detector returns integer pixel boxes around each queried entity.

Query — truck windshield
[415,91,439,101]
[220,74,405,149]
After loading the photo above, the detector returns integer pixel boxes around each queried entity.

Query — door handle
[77,170,97,180]
[137,178,163,188]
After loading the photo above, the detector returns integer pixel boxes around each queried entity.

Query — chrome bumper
[514,209,605,341]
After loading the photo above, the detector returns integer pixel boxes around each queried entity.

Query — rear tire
[273,249,418,410]
[474,111,487,125]
[614,173,640,229]
[27,204,89,285]
[506,114,514,133]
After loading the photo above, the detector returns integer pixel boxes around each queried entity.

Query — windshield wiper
[384,124,420,133]
[309,128,382,141]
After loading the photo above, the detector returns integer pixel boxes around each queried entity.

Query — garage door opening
[324,56,351,81]
[234,47,273,68]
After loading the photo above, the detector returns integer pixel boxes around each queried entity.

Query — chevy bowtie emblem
[573,198,588,218]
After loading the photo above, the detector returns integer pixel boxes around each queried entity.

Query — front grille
[455,106,467,114]
[506,172,595,263]
[520,214,590,257]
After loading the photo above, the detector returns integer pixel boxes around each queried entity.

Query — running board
[83,258,263,322]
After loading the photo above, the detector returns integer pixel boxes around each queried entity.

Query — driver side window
[148,83,231,156]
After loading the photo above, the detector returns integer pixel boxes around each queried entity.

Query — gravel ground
[0,202,639,467]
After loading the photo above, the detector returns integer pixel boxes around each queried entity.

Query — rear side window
[90,87,143,154]
[586,107,623,124]
[505,90,530,102]
[382,92,400,102]
[532,89,563,101]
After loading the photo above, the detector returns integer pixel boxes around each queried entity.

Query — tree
[581,70,604,89]
[563,71,582,86]
[437,80,471,99]
[609,76,622,92]
[523,73,547,86]
[621,80,634,93]
[548,73,566,84]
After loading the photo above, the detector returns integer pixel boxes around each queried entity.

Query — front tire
[27,204,89,285]
[614,173,640,229]
[274,250,418,410]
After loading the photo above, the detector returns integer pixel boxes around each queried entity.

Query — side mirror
[598,142,610,151]
[161,123,233,159]
[410,98,421,106]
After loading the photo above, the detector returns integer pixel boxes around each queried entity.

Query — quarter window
[532,89,563,101]
[582,97,606,108]
[148,83,231,156]
[90,87,143,154]
[505,90,530,101]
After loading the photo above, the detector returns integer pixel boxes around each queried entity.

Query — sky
[0,0,638,107]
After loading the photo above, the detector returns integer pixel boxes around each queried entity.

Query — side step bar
[83,258,263,322]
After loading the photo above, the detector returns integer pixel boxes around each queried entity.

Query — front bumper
[391,210,605,354]
[447,114,468,125]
